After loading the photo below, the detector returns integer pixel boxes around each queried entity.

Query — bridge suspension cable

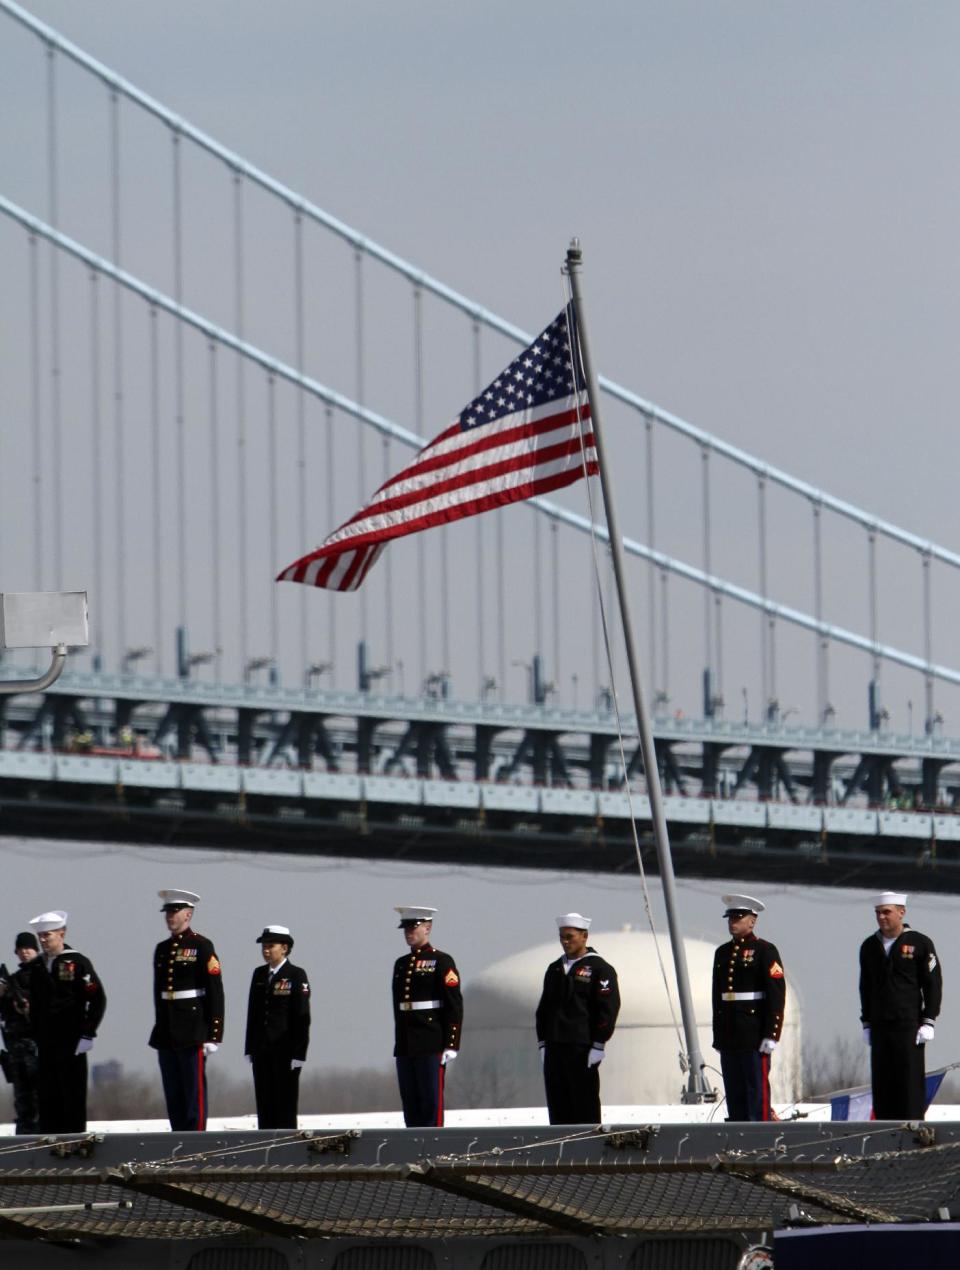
[1,0,957,581]
[3,190,958,696]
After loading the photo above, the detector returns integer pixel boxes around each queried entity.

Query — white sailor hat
[873,891,907,908]
[256,924,294,948]
[395,906,437,927]
[721,894,765,917]
[158,888,201,911]
[556,912,592,930]
[29,910,68,933]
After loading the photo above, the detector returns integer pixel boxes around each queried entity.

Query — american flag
[277,306,597,592]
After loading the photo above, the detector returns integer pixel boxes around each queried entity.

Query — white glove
[202,1042,219,1057]
[862,1026,871,1047]
[291,1058,305,1070]
[75,1037,94,1056]
[441,1049,458,1066]
[759,1038,777,1056]
[917,1023,935,1045]
[539,1042,546,1068]
[587,1045,604,1068]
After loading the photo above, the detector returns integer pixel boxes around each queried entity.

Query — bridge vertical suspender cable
[208,340,222,672]
[172,128,187,647]
[268,374,279,672]
[472,319,486,697]
[413,285,427,692]
[324,403,338,682]
[111,85,126,665]
[89,268,103,667]
[149,303,164,676]
[45,38,63,592]
[29,231,44,594]
[293,209,309,676]
[758,474,769,713]
[234,170,249,676]
[644,416,658,702]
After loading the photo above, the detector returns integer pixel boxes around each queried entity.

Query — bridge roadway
[1,669,959,887]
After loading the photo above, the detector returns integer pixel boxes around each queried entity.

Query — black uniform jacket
[0,962,36,1045]
[860,926,942,1029]
[392,943,463,1058]
[711,933,785,1051]
[27,946,106,1052]
[244,960,311,1062]
[149,927,225,1050]
[535,950,620,1048]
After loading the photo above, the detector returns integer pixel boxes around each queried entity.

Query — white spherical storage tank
[461,926,802,1113]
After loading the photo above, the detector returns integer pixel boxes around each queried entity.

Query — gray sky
[3,1,960,727]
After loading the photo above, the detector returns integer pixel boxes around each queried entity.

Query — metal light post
[0,591,88,696]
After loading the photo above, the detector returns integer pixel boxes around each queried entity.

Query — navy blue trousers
[158,1047,208,1130]
[395,1054,445,1127]
[871,1026,926,1119]
[543,1044,601,1125]
[720,1049,772,1121]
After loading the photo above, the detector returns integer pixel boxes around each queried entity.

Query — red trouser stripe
[197,1047,206,1130]
[761,1053,770,1121]
[435,1062,445,1127]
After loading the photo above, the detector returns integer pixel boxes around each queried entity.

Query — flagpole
[565,239,713,1102]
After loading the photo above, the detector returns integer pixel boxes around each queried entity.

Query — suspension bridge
[2,0,960,884]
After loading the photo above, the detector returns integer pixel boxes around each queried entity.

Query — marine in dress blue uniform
[244,925,311,1129]
[535,912,620,1125]
[26,911,107,1134]
[711,893,785,1122]
[149,889,225,1131]
[392,906,463,1127]
[860,891,943,1120]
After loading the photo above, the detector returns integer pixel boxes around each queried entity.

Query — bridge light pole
[122,645,153,675]
[0,592,88,696]
[244,655,274,685]
[305,660,332,690]
[185,651,215,678]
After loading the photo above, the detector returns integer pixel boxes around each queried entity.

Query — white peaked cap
[556,913,591,930]
[29,910,68,933]
[158,888,201,909]
[873,891,908,908]
[721,893,765,915]
[395,906,438,925]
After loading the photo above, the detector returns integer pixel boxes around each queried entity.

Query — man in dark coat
[536,912,620,1125]
[860,890,943,1120]
[712,893,786,1122]
[0,931,42,1134]
[244,925,311,1129]
[149,889,225,1131]
[26,911,107,1133]
[392,906,463,1127]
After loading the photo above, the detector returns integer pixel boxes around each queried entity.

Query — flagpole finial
[565,238,582,270]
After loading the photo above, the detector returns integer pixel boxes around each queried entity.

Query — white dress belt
[161,988,206,1000]
[398,999,441,1012]
[721,991,765,1002]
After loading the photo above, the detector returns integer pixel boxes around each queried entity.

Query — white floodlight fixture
[0,591,89,696]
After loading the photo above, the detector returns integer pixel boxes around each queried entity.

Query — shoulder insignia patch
[206,955,221,976]
[444,968,460,987]
[768,961,784,979]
